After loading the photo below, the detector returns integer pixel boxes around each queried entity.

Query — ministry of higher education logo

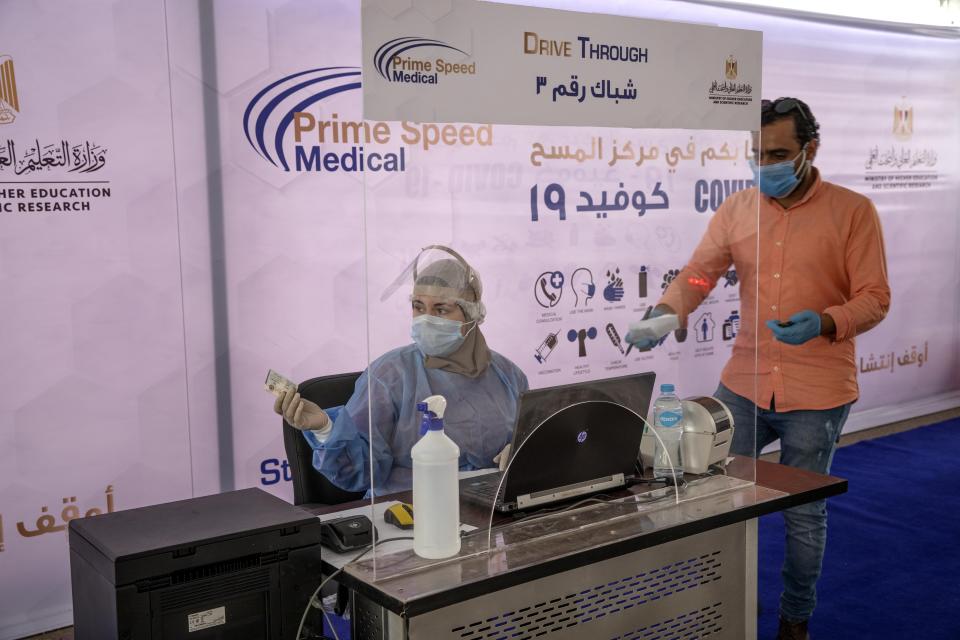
[725,55,738,80]
[708,54,751,106]
[893,98,913,141]
[0,55,19,125]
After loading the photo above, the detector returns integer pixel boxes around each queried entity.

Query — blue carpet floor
[758,417,960,639]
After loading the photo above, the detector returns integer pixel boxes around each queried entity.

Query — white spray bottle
[411,394,461,559]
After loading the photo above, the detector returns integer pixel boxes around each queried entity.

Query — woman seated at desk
[274,245,528,495]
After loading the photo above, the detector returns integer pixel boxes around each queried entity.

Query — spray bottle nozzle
[420,395,447,419]
[418,395,447,436]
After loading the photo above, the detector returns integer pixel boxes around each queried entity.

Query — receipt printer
[640,396,735,474]
[68,488,323,640]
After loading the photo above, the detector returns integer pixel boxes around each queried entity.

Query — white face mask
[411,314,468,356]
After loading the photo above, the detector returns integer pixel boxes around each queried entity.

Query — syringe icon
[535,331,559,363]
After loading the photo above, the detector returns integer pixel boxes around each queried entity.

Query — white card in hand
[264,369,296,397]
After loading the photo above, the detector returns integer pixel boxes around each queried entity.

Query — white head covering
[383,245,491,377]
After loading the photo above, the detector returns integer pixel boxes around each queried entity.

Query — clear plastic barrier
[357,2,761,579]
[358,120,760,577]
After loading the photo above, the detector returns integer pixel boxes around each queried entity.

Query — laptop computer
[461,372,656,513]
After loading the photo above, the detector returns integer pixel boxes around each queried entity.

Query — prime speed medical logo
[374,37,476,85]
[243,66,368,172]
[243,65,491,174]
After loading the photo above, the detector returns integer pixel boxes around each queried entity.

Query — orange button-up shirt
[660,170,890,411]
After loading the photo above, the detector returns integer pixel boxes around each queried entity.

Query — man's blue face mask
[749,145,808,198]
[411,314,468,356]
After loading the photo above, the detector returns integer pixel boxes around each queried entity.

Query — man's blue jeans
[715,383,851,623]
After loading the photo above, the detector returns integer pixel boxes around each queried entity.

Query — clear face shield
[381,244,486,335]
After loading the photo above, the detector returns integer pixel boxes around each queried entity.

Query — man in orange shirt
[627,97,890,640]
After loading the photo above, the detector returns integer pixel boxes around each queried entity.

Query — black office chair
[282,372,366,506]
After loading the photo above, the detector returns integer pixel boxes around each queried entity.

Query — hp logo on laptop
[577,430,588,443]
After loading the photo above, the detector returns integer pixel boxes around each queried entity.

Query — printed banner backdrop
[0,1,191,637]
[0,0,958,636]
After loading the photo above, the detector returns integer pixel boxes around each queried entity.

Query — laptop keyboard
[461,472,504,504]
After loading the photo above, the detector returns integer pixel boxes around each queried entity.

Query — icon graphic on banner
[568,327,597,357]
[662,268,680,290]
[893,97,913,141]
[638,266,648,298]
[535,331,560,363]
[723,269,738,288]
[373,38,470,82]
[0,56,19,125]
[725,55,738,80]
[603,267,624,302]
[674,326,688,343]
[656,226,681,250]
[605,323,626,355]
[534,271,564,308]
[571,268,596,306]
[696,312,716,342]
[722,310,740,341]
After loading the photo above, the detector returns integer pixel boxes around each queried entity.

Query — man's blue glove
[766,310,821,345]
[625,307,679,351]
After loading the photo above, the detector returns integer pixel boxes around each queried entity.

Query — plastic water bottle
[412,401,461,559]
[653,383,684,482]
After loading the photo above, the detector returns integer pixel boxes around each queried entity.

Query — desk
[310,458,845,640]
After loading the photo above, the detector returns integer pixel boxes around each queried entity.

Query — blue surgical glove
[766,310,822,345]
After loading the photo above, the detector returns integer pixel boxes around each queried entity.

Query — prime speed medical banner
[361,0,761,130]
[1,0,958,637]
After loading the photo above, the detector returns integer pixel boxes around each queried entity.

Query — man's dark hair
[761,97,820,146]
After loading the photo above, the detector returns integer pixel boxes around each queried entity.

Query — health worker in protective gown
[273,245,528,495]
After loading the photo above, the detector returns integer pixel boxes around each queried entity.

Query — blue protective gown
[302,344,528,495]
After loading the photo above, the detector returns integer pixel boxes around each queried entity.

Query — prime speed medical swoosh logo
[374,37,470,82]
[242,66,361,170]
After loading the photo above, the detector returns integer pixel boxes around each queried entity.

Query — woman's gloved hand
[274,386,331,433]
[493,443,512,471]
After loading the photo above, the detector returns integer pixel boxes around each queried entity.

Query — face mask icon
[571,267,595,307]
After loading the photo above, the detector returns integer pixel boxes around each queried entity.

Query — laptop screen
[512,372,657,450]
[491,372,657,508]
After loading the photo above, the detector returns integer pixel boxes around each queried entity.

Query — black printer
[68,487,323,640]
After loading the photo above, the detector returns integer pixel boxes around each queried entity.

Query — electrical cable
[296,536,414,640]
